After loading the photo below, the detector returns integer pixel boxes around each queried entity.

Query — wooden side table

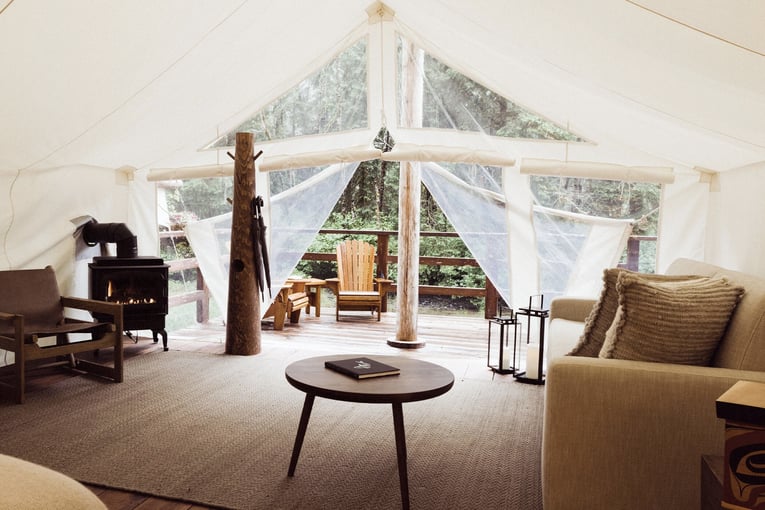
[716,380,765,509]
[701,455,723,510]
[285,354,454,510]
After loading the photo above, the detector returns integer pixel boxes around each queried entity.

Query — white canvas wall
[0,1,764,282]
[706,164,765,278]
[0,166,156,295]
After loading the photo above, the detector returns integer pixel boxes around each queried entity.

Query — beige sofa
[542,258,765,510]
[0,453,106,509]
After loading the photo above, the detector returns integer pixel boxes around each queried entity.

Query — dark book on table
[325,357,400,379]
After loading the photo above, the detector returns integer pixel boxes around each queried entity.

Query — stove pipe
[83,222,138,258]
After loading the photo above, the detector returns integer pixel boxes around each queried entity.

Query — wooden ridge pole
[225,132,260,355]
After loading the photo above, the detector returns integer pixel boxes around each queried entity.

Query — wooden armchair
[0,266,123,404]
[325,240,392,321]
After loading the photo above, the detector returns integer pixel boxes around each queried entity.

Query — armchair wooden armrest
[61,296,123,328]
[373,278,393,294]
[0,311,20,321]
[0,312,22,352]
[325,278,340,296]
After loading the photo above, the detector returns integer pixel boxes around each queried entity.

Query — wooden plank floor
[12,308,518,509]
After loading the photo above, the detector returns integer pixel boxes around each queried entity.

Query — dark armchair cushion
[0,266,65,334]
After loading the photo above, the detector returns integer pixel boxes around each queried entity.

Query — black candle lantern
[514,294,549,385]
[487,302,522,375]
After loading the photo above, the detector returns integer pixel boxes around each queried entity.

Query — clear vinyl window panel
[531,176,660,274]
[206,38,369,149]
[421,162,635,306]
[396,35,585,141]
[182,163,359,317]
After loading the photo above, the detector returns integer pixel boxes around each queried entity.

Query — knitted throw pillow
[599,272,744,365]
[567,268,705,357]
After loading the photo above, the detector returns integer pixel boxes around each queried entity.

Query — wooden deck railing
[161,229,656,322]
[618,235,657,272]
[307,229,498,317]
[166,256,210,323]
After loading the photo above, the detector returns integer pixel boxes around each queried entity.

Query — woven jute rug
[0,349,543,509]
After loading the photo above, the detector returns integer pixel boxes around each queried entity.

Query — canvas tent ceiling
[1,0,764,283]
[1,0,763,174]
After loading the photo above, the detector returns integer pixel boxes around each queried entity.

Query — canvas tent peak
[1,1,764,174]
[366,1,395,23]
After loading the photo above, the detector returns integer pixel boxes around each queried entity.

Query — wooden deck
[166,308,507,382]
[15,308,520,509]
[171,308,490,357]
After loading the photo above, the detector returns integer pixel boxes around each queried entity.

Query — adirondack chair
[0,266,123,403]
[325,240,392,321]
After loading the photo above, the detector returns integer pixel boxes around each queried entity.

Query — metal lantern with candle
[487,299,522,375]
[514,294,549,385]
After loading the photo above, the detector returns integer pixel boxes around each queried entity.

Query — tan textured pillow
[599,272,744,365]
[567,268,705,357]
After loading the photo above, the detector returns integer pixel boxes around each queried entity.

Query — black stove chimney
[83,221,138,258]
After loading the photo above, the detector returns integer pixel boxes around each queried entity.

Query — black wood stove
[85,222,169,350]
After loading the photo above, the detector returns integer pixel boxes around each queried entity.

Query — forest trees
[164,33,660,314]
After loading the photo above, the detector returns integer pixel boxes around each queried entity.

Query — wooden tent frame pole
[389,41,425,348]
[225,132,261,355]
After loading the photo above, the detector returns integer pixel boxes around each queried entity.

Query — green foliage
[165,178,233,221]
[296,154,483,308]
[210,39,368,147]
[531,176,661,270]
[160,239,193,261]
[415,44,583,141]
[165,36,661,314]
[531,176,660,235]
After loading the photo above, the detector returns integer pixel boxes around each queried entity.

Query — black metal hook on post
[228,149,263,162]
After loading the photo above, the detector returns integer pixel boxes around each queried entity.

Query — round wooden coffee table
[285,354,454,510]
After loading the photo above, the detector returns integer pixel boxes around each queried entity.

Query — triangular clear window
[397,35,585,141]
[206,38,369,149]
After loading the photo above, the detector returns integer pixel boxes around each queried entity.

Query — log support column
[225,132,261,355]
[388,40,425,349]
[388,161,425,349]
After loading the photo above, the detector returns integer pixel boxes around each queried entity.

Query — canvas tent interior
[1,1,764,323]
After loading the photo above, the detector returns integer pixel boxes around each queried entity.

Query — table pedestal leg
[392,402,410,510]
[288,393,315,476]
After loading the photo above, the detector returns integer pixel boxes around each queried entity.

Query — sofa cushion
[548,318,586,360]
[598,272,744,365]
[666,258,765,370]
[567,268,704,357]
